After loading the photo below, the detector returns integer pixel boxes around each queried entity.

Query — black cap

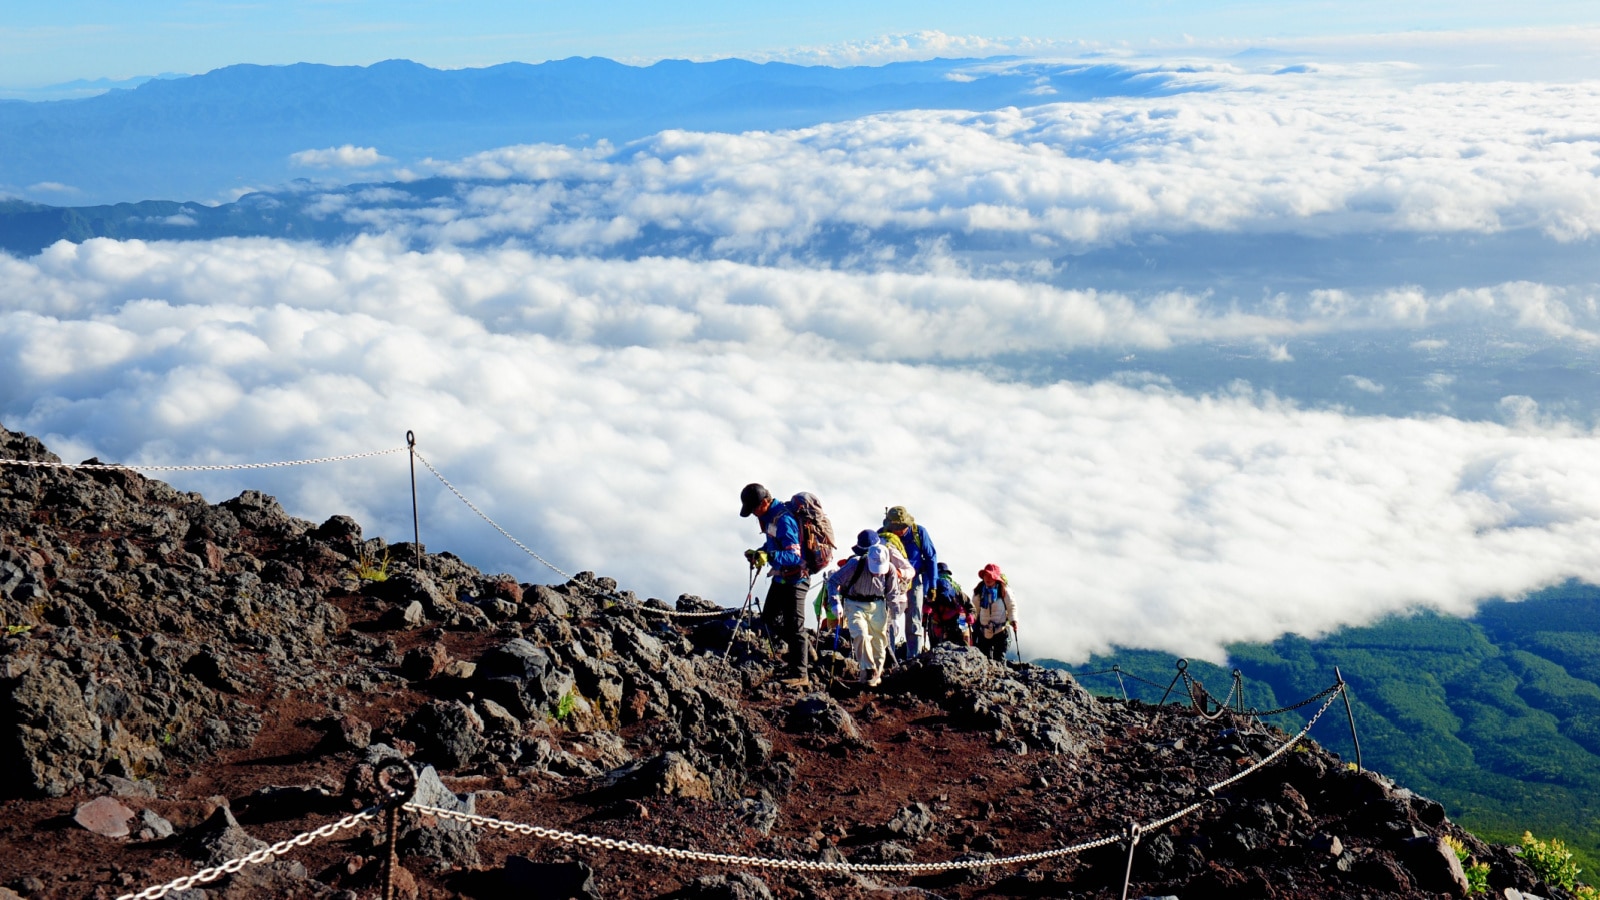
[739,483,771,518]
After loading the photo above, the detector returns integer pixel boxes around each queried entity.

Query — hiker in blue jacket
[881,505,938,658]
[741,483,811,687]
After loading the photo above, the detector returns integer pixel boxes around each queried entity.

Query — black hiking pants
[977,628,1011,662]
[761,575,811,678]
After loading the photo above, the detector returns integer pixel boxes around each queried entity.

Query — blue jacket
[757,500,806,579]
[890,523,937,584]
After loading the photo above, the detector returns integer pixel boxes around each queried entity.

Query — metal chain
[1183,673,1235,720]
[1143,802,1205,832]
[114,690,1345,898]
[0,447,405,472]
[413,451,572,581]
[1207,688,1344,795]
[412,451,731,620]
[1243,683,1343,718]
[1119,670,1172,690]
[115,808,381,900]
[406,803,1122,872]
[409,689,1340,879]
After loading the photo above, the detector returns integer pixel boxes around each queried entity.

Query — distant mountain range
[1048,582,1600,876]
[0,56,1187,206]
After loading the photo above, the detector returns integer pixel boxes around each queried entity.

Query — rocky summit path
[0,423,1570,899]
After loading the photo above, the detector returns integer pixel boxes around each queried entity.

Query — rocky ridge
[0,423,1579,899]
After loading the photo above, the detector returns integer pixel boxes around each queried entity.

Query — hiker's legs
[766,576,810,678]
[865,600,888,680]
[904,577,926,656]
[886,597,907,660]
[979,629,1010,662]
[845,599,876,681]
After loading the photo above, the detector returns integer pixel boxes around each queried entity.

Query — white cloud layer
[289,75,1600,258]
[290,145,393,169]
[747,27,1600,83]
[6,236,1600,662]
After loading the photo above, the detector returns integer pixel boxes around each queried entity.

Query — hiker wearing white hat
[824,529,911,687]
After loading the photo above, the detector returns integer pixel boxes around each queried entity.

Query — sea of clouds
[4,53,1600,662]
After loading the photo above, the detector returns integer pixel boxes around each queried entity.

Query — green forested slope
[1048,582,1600,875]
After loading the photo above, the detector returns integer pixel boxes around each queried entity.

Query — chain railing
[0,446,405,472]
[401,685,1348,885]
[114,808,381,900]
[412,450,735,619]
[109,678,1353,899]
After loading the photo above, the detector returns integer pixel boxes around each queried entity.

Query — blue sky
[5,0,1600,87]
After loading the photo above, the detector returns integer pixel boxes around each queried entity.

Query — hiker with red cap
[973,563,1017,662]
[740,483,814,687]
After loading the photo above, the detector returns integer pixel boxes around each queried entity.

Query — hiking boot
[779,674,812,688]
[867,673,882,687]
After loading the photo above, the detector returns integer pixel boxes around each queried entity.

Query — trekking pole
[829,621,842,686]
[1011,621,1023,663]
[883,614,901,670]
[723,563,763,660]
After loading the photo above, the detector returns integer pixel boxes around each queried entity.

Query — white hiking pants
[844,598,887,681]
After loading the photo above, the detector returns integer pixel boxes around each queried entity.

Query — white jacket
[974,581,1014,637]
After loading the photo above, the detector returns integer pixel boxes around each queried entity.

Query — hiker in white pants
[826,530,911,686]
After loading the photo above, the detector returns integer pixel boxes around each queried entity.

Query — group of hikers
[738,483,1017,688]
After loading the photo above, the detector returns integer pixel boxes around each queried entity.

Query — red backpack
[788,492,836,576]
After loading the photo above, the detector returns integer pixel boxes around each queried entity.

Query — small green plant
[1522,831,1583,891]
[551,690,579,722]
[354,547,390,582]
[1443,835,1490,894]
[4,624,32,636]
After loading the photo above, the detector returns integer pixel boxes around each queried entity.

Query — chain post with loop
[1232,668,1246,714]
[405,431,422,571]
[1112,664,1129,702]
[1118,821,1143,900]
[1336,667,1363,771]
[375,759,418,900]
[1152,658,1187,722]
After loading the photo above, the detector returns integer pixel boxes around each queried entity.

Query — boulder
[405,701,486,771]
[184,805,269,866]
[1401,835,1470,898]
[501,858,602,899]
[400,641,452,681]
[2,657,102,797]
[402,764,481,867]
[785,693,863,743]
[592,752,712,801]
[72,796,135,838]
[884,802,936,841]
[476,639,576,719]
[677,873,774,900]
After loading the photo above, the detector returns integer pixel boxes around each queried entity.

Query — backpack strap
[842,556,881,601]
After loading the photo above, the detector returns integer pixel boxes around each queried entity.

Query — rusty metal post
[406,431,421,571]
[1119,822,1142,900]
[1152,658,1187,722]
[1336,667,1363,771]
[374,759,417,900]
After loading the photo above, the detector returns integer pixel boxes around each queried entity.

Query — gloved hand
[828,599,844,621]
[744,548,768,568]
